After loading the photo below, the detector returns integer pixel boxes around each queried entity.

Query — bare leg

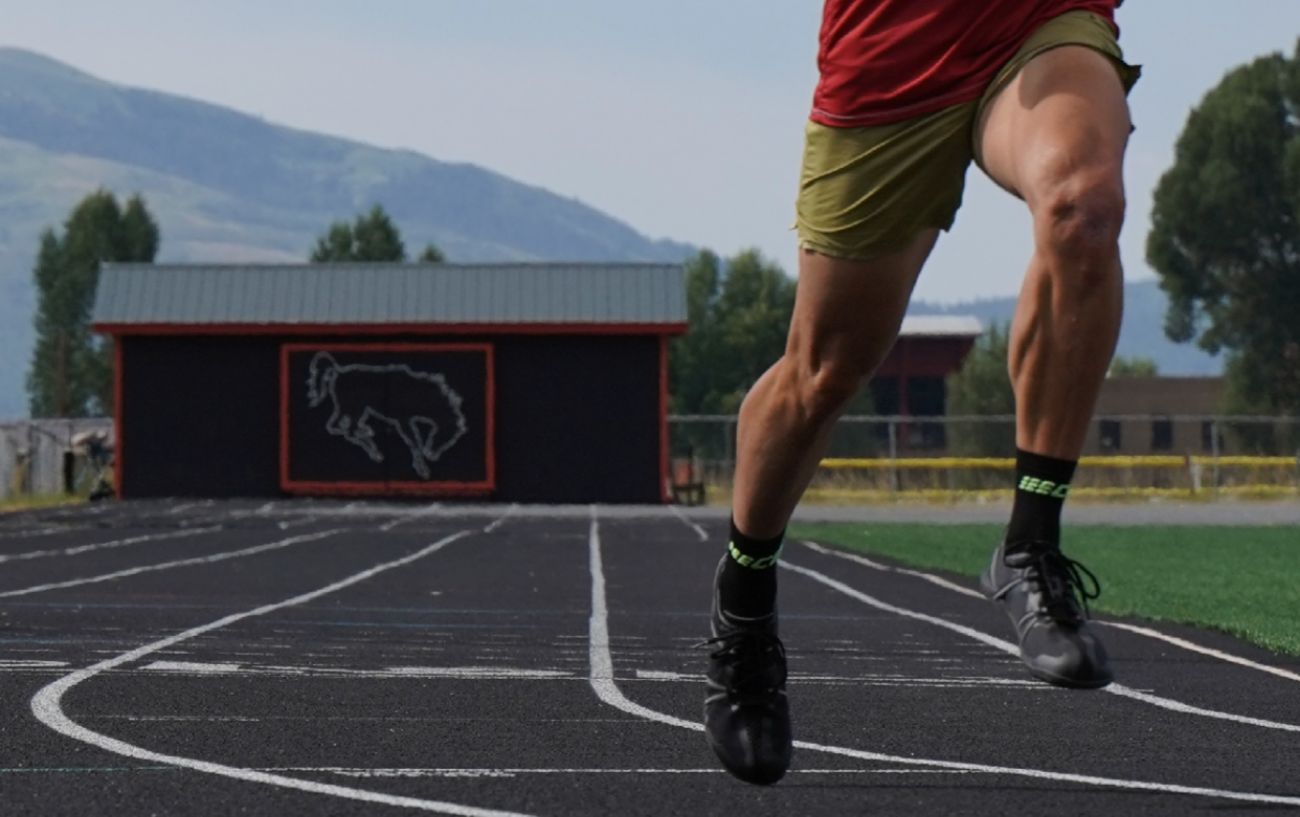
[732,232,937,538]
[977,46,1133,458]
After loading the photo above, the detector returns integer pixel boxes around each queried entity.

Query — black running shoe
[702,562,792,785]
[979,540,1113,689]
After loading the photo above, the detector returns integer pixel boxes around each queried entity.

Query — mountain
[0,48,694,419]
[910,278,1224,376]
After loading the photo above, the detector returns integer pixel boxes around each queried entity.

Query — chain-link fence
[1,419,114,501]
[669,414,1300,502]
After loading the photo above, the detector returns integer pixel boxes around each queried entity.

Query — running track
[1,499,1298,815]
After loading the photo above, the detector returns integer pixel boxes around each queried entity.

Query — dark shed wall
[120,334,662,502]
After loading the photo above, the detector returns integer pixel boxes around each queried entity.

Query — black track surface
[2,500,1299,816]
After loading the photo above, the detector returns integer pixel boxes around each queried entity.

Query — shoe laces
[1007,546,1102,622]
[699,629,787,703]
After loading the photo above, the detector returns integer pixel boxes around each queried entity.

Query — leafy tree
[670,248,795,416]
[418,243,446,263]
[1108,356,1158,377]
[27,190,160,417]
[1147,40,1300,414]
[944,323,1015,456]
[311,205,406,262]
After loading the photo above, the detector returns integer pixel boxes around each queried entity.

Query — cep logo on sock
[728,540,783,570]
[1018,476,1070,499]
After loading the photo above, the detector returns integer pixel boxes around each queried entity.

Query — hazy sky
[4,1,1298,303]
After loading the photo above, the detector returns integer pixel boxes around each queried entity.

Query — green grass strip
[789,522,1300,657]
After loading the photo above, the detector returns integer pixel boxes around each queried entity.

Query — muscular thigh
[977,44,1133,207]
[974,7,1140,206]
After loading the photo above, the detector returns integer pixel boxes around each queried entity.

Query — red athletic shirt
[811,0,1119,127]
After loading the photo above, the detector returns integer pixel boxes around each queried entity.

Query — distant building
[1089,376,1225,455]
[93,263,687,503]
[867,315,982,449]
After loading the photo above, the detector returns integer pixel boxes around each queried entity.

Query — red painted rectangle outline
[279,342,496,497]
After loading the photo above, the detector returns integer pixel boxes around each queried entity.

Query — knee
[1033,171,1126,281]
[789,358,864,423]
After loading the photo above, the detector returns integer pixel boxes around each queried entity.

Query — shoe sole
[979,568,1114,691]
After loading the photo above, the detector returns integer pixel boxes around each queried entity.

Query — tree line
[25,41,1300,423]
[27,202,444,416]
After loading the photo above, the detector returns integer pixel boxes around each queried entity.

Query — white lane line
[0,525,78,540]
[1100,621,1300,685]
[278,516,321,531]
[482,505,517,534]
[168,501,213,515]
[143,661,242,674]
[782,557,1300,734]
[133,661,574,680]
[380,503,446,532]
[800,541,985,599]
[31,526,537,817]
[272,767,976,779]
[667,505,708,542]
[0,530,341,599]
[0,660,70,669]
[0,526,222,565]
[586,510,1300,807]
[801,540,1300,688]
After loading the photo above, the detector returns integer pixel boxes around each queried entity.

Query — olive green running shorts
[794,9,1141,260]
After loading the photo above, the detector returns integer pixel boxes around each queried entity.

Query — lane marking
[630,668,1046,688]
[168,500,214,515]
[0,660,70,669]
[0,526,222,565]
[143,661,242,674]
[275,766,978,779]
[379,504,443,532]
[482,504,518,534]
[667,505,708,542]
[31,526,537,817]
[1100,621,1300,685]
[0,525,79,541]
[587,510,1300,807]
[782,558,1300,734]
[0,530,341,599]
[133,661,574,680]
[801,540,1300,687]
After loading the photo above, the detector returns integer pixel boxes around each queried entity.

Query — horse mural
[305,351,468,480]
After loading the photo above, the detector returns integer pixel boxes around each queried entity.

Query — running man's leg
[704,234,935,787]
[975,44,1132,688]
[979,44,1131,461]
[732,234,936,539]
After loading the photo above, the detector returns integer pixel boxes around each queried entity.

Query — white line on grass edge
[800,540,1300,690]
[30,526,536,817]
[586,509,1300,807]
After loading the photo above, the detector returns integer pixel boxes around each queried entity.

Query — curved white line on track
[0,529,341,599]
[782,556,1300,734]
[800,540,1300,687]
[586,512,1300,807]
[1100,621,1300,684]
[30,528,537,817]
[0,526,222,565]
[666,506,708,542]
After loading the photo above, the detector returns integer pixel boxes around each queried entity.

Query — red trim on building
[95,322,688,338]
[659,334,670,504]
[113,340,124,500]
[278,342,497,497]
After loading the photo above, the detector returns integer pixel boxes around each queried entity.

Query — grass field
[790,522,1300,657]
[0,493,82,514]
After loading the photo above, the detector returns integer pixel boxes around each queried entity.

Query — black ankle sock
[1006,449,1077,548]
[717,519,784,618]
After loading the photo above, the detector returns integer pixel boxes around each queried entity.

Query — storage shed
[92,263,687,504]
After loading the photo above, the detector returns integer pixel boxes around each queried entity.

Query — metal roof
[899,315,983,337]
[92,263,687,328]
